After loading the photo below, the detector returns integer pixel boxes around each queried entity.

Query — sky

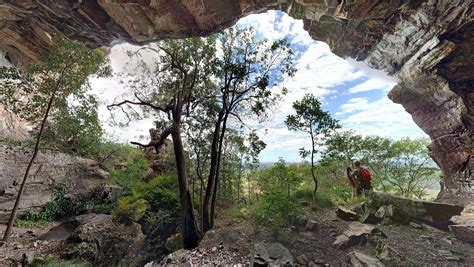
[91,11,427,163]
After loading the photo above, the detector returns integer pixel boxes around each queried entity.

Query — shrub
[315,193,333,208]
[109,155,149,192]
[17,184,87,225]
[31,258,91,267]
[252,192,298,233]
[292,188,313,201]
[113,195,149,223]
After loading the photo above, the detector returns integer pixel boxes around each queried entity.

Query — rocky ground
[1,198,473,266]
[149,201,474,266]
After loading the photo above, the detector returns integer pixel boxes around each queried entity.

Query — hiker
[348,161,372,196]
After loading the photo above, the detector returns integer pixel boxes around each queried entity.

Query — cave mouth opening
[93,10,427,163]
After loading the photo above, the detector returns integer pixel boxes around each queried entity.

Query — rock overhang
[0,0,472,203]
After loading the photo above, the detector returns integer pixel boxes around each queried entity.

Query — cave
[0,0,472,204]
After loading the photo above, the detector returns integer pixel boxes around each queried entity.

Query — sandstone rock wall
[0,0,472,203]
[0,143,107,223]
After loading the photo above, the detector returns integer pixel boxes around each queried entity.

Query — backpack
[360,167,372,182]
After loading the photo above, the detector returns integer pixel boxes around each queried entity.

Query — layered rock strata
[0,143,107,223]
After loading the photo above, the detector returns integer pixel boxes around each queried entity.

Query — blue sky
[91,11,427,163]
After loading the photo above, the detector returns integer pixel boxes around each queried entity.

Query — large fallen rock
[449,204,474,244]
[366,192,464,229]
[336,206,359,221]
[448,225,474,244]
[250,242,294,266]
[334,222,386,250]
[56,213,144,266]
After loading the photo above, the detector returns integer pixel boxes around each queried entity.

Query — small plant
[113,196,149,223]
[31,258,92,267]
[109,155,149,192]
[16,184,87,225]
[252,192,299,233]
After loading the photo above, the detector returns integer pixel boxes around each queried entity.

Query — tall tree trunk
[209,112,229,228]
[199,177,204,235]
[3,90,57,242]
[203,109,229,232]
[171,128,200,249]
[310,129,318,209]
[202,111,224,232]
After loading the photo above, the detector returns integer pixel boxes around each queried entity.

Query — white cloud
[338,97,369,114]
[339,97,427,139]
[347,78,396,93]
[89,11,426,162]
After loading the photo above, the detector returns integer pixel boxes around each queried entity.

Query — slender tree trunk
[209,112,229,228]
[203,109,229,232]
[199,177,204,235]
[192,178,195,201]
[171,127,200,249]
[248,175,251,205]
[310,130,318,209]
[3,90,57,242]
[203,111,224,232]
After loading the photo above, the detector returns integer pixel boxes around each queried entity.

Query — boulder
[165,233,183,252]
[336,206,359,221]
[352,202,381,224]
[366,192,464,228]
[60,213,144,266]
[250,243,294,266]
[449,225,474,244]
[199,228,240,250]
[159,249,192,265]
[333,222,386,250]
[347,251,384,267]
[296,254,309,265]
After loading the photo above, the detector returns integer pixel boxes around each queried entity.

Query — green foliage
[0,38,110,122]
[323,131,438,199]
[291,188,313,201]
[17,184,87,224]
[112,175,180,232]
[109,154,150,191]
[257,158,303,198]
[0,38,111,160]
[113,196,149,223]
[31,258,92,267]
[285,94,340,206]
[43,94,103,157]
[252,192,298,232]
[14,218,49,228]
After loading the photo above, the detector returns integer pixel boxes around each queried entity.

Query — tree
[202,26,295,232]
[0,38,110,241]
[285,94,339,208]
[381,138,438,198]
[107,37,217,249]
[323,131,392,191]
[323,132,439,199]
[260,158,303,198]
[43,94,103,157]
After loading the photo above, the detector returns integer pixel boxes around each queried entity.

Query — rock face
[0,0,472,203]
[0,143,107,223]
[43,213,144,266]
